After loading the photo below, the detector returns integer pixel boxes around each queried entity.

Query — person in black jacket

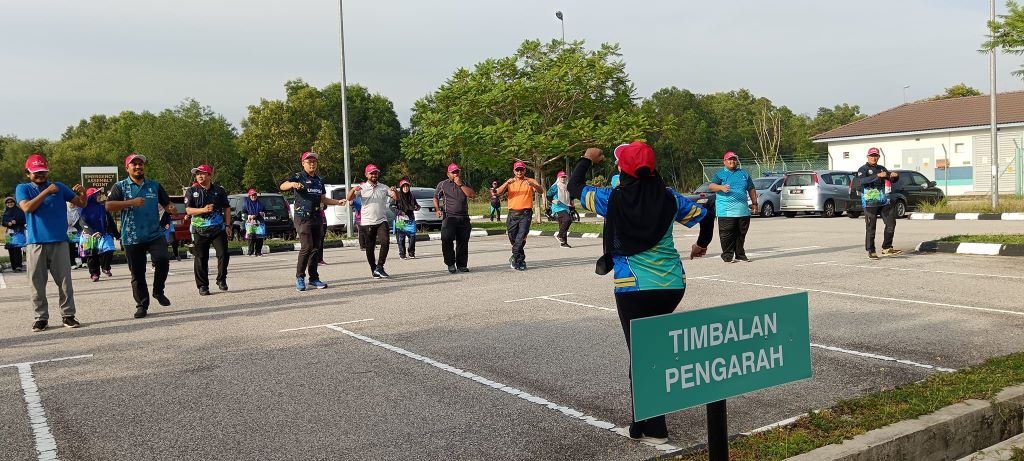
[854,147,901,259]
[3,196,27,271]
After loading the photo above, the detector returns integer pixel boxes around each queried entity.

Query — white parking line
[1,354,93,461]
[278,319,374,332]
[506,293,614,312]
[810,343,955,372]
[505,293,575,303]
[743,245,823,256]
[0,272,6,289]
[795,261,1024,280]
[689,276,1024,317]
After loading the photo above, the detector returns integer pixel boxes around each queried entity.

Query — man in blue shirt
[185,164,232,295]
[280,151,346,291]
[16,154,87,332]
[709,151,757,262]
[106,153,175,318]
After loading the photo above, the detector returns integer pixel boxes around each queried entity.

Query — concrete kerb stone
[957,432,1024,460]
[916,241,1024,257]
[784,384,1024,461]
[910,213,1024,221]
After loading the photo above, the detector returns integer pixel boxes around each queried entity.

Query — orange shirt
[506,179,535,210]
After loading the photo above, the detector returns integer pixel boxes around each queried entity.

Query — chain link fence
[699,154,833,182]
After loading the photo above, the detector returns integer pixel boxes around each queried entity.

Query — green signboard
[630,292,812,421]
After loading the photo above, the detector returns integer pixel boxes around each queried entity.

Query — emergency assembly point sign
[630,292,812,421]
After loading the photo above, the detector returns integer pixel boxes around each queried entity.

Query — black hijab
[396,187,417,212]
[3,198,26,231]
[596,168,677,274]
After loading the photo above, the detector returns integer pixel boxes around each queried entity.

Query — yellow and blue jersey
[579,185,707,293]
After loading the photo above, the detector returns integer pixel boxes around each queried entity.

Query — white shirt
[359,182,390,226]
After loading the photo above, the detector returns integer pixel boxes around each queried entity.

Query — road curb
[783,383,1024,461]
[916,241,1024,256]
[909,212,1024,221]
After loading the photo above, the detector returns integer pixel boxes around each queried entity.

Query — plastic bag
[861,188,888,208]
[6,231,26,249]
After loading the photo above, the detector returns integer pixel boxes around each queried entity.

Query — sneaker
[309,279,328,289]
[103,269,112,277]
[615,424,669,445]
[408,254,416,259]
[175,256,182,262]
[134,308,147,319]
[509,256,516,270]
[735,255,750,262]
[91,274,100,282]
[447,265,458,274]
[217,282,228,291]
[868,252,879,260]
[400,255,407,260]
[372,269,382,279]
[560,242,572,248]
[881,248,904,256]
[458,267,470,273]
[721,253,734,263]
[31,320,47,332]
[516,261,527,271]
[199,286,210,296]
[296,277,306,291]
[554,235,562,245]
[375,267,390,279]
[154,294,171,306]
[62,317,81,328]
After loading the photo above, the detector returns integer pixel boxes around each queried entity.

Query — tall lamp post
[990,0,1000,208]
[555,11,565,42]
[338,0,354,237]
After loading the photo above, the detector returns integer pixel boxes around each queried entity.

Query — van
[779,170,855,218]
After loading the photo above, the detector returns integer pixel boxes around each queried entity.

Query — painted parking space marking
[794,261,1024,280]
[743,245,823,256]
[810,343,955,372]
[504,293,614,312]
[0,272,6,289]
[1,354,93,461]
[278,318,374,332]
[283,323,678,452]
[689,275,1024,317]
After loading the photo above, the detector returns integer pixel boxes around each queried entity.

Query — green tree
[929,83,984,100]
[640,87,713,189]
[983,0,1024,77]
[808,104,866,137]
[403,39,653,216]
[0,137,53,196]
[237,80,403,192]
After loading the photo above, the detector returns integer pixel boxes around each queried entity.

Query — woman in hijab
[568,142,715,445]
[80,188,114,281]
[393,179,421,259]
[3,196,27,271]
[244,188,266,257]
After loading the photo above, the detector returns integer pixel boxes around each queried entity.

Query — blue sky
[2,0,1023,139]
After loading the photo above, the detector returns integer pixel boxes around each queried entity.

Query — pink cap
[513,161,527,171]
[365,164,380,176]
[447,163,461,174]
[615,141,657,178]
[301,151,319,162]
[247,188,257,195]
[25,154,49,173]
[723,151,738,160]
[124,153,146,168]
[557,170,567,178]
[398,179,410,188]
[867,147,880,156]
[85,187,99,197]
[191,164,213,175]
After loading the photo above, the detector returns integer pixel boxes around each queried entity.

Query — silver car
[409,187,442,229]
[779,170,855,218]
[752,176,784,217]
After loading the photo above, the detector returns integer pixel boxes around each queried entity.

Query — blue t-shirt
[579,185,707,293]
[546,184,570,214]
[288,172,325,221]
[712,167,754,218]
[108,178,170,246]
[15,182,77,244]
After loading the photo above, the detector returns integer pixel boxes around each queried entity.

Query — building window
[954,143,965,154]
[842,152,850,159]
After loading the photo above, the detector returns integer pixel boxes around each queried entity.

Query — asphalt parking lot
[2,215,1023,460]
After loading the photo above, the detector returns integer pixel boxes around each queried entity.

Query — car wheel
[783,211,796,218]
[759,202,775,217]
[822,200,837,218]
[893,199,907,218]
[847,212,861,219]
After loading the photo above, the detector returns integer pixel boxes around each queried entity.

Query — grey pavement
[1,215,1023,460]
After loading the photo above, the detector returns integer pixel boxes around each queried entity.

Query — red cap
[191,164,213,175]
[398,179,410,188]
[125,153,147,168]
[615,141,657,178]
[247,188,257,195]
[723,151,738,160]
[557,170,567,178]
[25,154,49,173]
[301,151,319,162]
[447,163,461,174]
[85,187,99,197]
[513,161,527,171]
[867,147,880,156]
[365,164,380,176]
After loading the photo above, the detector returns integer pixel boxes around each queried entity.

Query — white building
[813,91,1024,196]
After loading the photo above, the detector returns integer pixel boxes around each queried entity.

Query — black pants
[316,221,328,262]
[507,209,533,265]
[193,229,229,289]
[555,210,572,242]
[864,204,896,252]
[7,247,23,270]
[361,221,391,269]
[124,237,169,309]
[68,241,77,265]
[248,237,264,256]
[718,217,750,258]
[87,251,113,276]
[440,216,471,268]
[295,218,323,280]
[615,288,686,438]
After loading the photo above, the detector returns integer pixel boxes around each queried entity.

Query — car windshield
[785,174,815,187]
[413,189,436,200]
[753,178,777,190]
[259,196,288,213]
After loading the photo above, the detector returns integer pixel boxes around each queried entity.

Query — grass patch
[918,196,1024,214]
[670,352,1024,461]
[1011,446,1024,461]
[936,234,1024,245]
[470,220,604,235]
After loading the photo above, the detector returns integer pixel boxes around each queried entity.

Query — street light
[990,0,999,208]
[555,11,564,43]
[338,0,354,237]
[902,85,910,104]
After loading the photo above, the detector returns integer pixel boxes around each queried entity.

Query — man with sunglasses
[347,164,397,279]
[708,152,757,262]
[16,154,88,332]
[185,164,231,295]
[496,161,543,271]
[107,153,176,318]
[433,163,476,273]
[280,151,346,291]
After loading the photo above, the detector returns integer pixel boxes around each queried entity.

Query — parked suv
[779,170,855,218]
[844,170,945,219]
[228,193,294,240]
